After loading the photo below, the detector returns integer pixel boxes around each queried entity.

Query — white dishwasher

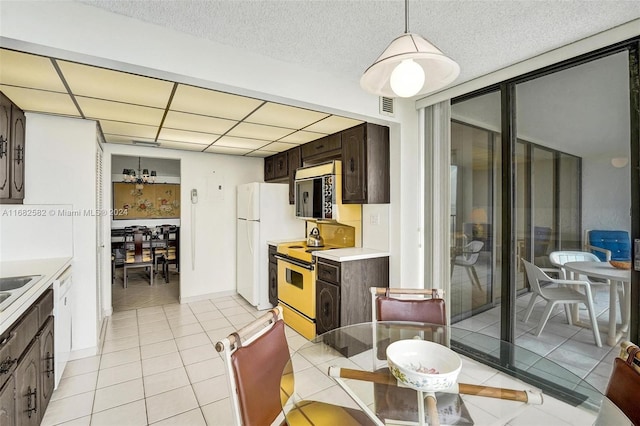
[53,265,73,389]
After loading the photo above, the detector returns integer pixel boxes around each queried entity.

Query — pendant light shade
[361,32,460,98]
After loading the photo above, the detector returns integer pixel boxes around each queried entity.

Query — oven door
[277,257,315,319]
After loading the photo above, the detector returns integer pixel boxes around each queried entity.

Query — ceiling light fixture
[123,157,156,189]
[360,0,460,98]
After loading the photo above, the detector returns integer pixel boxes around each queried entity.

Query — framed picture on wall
[112,183,181,220]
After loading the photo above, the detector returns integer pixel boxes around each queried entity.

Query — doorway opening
[110,155,181,311]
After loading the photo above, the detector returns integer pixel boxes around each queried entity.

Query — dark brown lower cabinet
[316,280,339,335]
[0,376,15,426]
[39,317,54,418]
[268,260,278,307]
[15,341,39,426]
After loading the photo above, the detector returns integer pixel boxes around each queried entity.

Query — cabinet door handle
[323,302,330,316]
[349,158,355,172]
[27,386,37,418]
[0,356,16,374]
[315,144,324,150]
[45,351,54,377]
[15,145,24,165]
[0,136,6,158]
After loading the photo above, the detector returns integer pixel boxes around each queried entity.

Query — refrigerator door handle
[247,220,254,256]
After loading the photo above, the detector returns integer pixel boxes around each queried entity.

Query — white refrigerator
[237,182,303,309]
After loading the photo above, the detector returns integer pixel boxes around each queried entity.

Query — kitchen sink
[0,275,42,292]
[0,275,42,312]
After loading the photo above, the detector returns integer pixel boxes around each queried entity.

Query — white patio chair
[549,250,624,313]
[521,259,601,347]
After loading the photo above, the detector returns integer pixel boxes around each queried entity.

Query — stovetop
[276,241,344,263]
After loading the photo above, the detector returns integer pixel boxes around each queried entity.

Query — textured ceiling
[79,0,640,88]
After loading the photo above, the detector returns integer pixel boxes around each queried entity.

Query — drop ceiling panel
[100,120,159,139]
[246,150,278,158]
[57,60,174,108]
[214,136,270,150]
[0,49,67,93]
[205,145,252,155]
[279,130,326,144]
[158,128,218,145]
[260,141,299,152]
[0,85,80,116]
[227,122,293,140]
[163,110,236,134]
[156,140,207,151]
[77,97,164,125]
[305,116,363,134]
[104,134,156,145]
[245,102,330,129]
[171,84,263,120]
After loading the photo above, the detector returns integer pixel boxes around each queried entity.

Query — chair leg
[584,298,602,347]
[563,303,574,326]
[522,293,537,323]
[123,267,128,289]
[467,266,482,290]
[534,301,555,336]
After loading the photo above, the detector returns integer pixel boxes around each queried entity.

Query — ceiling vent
[132,140,161,147]
[379,96,394,117]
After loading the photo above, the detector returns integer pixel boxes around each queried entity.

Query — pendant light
[360,0,460,98]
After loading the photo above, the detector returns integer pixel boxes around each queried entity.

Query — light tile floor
[43,272,615,425]
[112,268,179,312]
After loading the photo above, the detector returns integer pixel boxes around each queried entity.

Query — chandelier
[123,157,156,189]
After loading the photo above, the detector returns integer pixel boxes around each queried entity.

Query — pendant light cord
[404,0,409,33]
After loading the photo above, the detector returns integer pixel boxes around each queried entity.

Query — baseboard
[180,289,237,304]
[69,346,98,361]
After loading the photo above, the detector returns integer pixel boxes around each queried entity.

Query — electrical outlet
[370,213,380,225]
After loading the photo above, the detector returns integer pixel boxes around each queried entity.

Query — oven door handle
[275,254,315,271]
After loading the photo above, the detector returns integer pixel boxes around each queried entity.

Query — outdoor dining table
[563,261,632,346]
[280,321,602,425]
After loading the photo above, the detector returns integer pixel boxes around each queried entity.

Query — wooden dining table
[280,321,602,425]
[563,261,631,346]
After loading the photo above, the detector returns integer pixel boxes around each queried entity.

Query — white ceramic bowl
[386,339,462,392]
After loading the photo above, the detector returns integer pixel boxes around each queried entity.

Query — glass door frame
[451,37,640,344]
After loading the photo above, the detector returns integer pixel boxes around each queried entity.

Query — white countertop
[313,247,389,262]
[267,238,306,246]
[0,257,72,335]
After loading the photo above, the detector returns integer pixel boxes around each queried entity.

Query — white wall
[582,157,631,232]
[103,143,264,305]
[23,113,99,354]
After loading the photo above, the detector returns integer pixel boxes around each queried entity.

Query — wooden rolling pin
[328,367,543,404]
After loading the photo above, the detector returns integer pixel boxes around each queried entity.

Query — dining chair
[450,241,484,290]
[521,259,601,347]
[215,306,374,426]
[123,229,153,288]
[585,229,631,262]
[369,287,450,424]
[153,225,178,283]
[594,341,640,425]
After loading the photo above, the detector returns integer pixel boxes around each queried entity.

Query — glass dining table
[280,322,602,425]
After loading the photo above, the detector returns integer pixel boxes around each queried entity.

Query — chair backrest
[370,287,446,325]
[549,251,600,267]
[602,341,640,424]
[521,259,552,297]
[459,240,484,264]
[216,307,290,426]
[586,230,631,262]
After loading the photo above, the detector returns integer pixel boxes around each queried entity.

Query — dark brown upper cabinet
[264,122,390,205]
[341,123,389,204]
[301,134,341,164]
[0,92,26,204]
[287,146,301,204]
